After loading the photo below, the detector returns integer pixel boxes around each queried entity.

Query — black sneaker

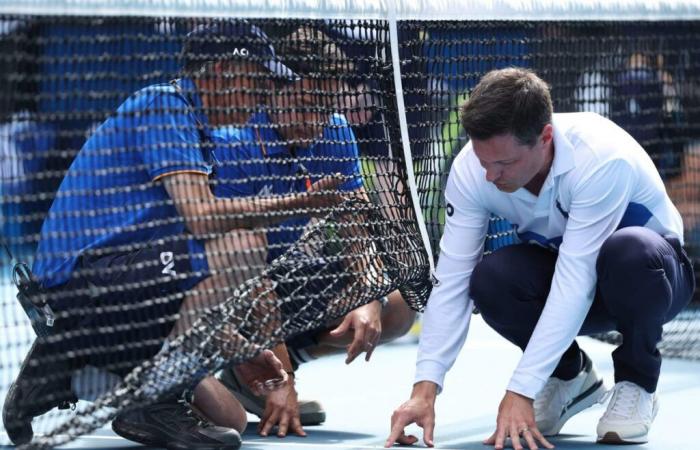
[2,339,77,445]
[112,395,242,450]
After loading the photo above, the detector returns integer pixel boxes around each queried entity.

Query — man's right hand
[306,175,347,212]
[234,349,288,396]
[385,381,438,448]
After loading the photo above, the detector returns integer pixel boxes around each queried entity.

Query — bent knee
[469,257,505,311]
[381,291,416,341]
[597,227,667,277]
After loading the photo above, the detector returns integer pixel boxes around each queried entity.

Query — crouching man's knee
[379,290,416,342]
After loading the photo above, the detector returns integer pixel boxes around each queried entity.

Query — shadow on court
[243,425,374,441]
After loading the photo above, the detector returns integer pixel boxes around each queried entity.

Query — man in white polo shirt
[386,68,694,449]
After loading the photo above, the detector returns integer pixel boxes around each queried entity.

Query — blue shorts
[45,236,209,376]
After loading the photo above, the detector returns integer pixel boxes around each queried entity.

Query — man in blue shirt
[3,20,330,450]
[212,26,416,439]
[211,112,363,261]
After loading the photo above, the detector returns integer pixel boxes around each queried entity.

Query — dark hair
[460,67,553,146]
[275,27,354,79]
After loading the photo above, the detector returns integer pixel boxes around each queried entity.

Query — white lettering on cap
[232,48,249,57]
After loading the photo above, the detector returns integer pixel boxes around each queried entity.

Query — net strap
[388,6,435,273]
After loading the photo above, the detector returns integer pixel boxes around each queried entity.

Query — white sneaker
[534,352,606,436]
[596,381,659,444]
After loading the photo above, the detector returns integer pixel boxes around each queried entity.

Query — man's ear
[209,60,224,75]
[202,60,226,89]
[540,123,554,146]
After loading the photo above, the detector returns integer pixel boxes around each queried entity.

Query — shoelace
[177,395,212,429]
[600,382,640,419]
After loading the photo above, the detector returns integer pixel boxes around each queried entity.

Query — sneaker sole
[596,392,658,445]
[111,418,165,448]
[219,370,326,425]
[113,419,241,450]
[230,386,326,425]
[295,411,326,426]
[543,379,607,437]
[2,381,33,445]
[167,443,240,450]
[2,339,72,446]
[597,431,648,444]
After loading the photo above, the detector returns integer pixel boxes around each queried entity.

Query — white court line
[243,440,465,450]
[245,442,385,449]
[1,432,467,450]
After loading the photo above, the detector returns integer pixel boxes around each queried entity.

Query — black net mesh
[0,15,698,448]
[0,17,431,448]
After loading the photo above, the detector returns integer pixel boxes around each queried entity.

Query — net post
[388,4,435,273]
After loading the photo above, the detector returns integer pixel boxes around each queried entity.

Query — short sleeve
[135,90,211,181]
[313,114,363,192]
[209,125,261,198]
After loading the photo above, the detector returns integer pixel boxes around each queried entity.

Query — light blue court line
[1,312,699,450]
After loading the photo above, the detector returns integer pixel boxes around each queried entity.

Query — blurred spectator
[36,17,187,196]
[0,19,53,261]
[0,112,55,260]
[607,38,699,291]
[422,23,531,252]
[612,51,683,178]
[573,62,613,117]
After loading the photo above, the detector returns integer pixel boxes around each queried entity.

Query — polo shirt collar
[550,115,576,178]
[175,77,210,133]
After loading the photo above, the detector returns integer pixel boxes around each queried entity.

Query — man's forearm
[214,194,312,229]
[191,193,322,236]
[270,342,295,374]
[165,172,323,236]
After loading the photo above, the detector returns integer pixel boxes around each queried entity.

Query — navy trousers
[469,226,695,393]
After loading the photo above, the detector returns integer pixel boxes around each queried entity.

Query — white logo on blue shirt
[258,184,274,196]
[160,251,176,277]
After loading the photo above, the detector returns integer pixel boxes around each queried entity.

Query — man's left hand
[484,391,554,450]
[258,379,306,438]
[330,300,382,363]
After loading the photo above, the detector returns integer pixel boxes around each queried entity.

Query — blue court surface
[2,314,699,450]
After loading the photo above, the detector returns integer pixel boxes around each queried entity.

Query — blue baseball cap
[182,20,298,81]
